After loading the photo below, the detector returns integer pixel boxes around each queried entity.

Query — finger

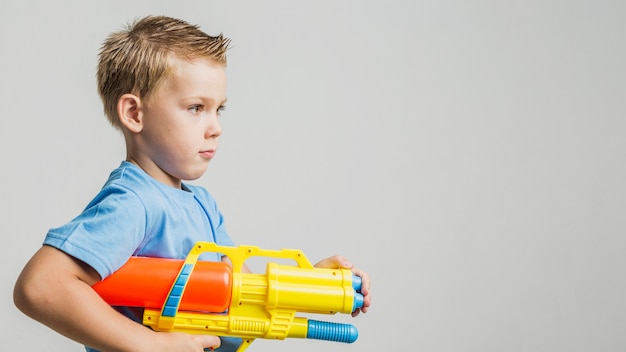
[356,270,370,295]
[314,255,352,269]
[199,335,221,350]
[351,269,371,315]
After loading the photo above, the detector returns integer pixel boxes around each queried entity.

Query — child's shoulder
[106,161,149,184]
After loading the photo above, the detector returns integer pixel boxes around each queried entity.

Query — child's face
[137,58,227,187]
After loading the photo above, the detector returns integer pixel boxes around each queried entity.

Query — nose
[205,113,222,139]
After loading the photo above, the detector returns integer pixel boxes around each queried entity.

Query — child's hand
[313,255,371,317]
[152,331,221,352]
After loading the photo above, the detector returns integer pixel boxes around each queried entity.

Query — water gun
[92,242,364,351]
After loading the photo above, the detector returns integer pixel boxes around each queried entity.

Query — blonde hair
[96,15,231,128]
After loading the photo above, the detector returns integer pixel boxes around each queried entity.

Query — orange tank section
[93,257,232,313]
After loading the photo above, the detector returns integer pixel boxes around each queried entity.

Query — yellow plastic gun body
[94,242,363,351]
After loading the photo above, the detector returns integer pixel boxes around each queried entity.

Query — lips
[199,149,216,159]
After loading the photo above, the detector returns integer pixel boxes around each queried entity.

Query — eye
[217,105,227,117]
[188,105,204,114]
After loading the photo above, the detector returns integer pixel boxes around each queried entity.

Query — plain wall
[1,1,625,351]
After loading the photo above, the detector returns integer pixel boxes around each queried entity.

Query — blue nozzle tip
[353,293,364,310]
[352,275,362,292]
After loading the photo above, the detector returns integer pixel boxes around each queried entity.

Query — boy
[13,15,370,352]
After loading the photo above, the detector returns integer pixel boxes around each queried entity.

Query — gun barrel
[307,319,359,343]
[262,262,361,314]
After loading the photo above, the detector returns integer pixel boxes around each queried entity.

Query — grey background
[1,1,625,351]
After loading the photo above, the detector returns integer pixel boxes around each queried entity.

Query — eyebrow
[186,96,227,106]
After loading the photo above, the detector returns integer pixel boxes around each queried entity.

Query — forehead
[156,57,227,99]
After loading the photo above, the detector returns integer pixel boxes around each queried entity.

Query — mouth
[199,149,216,159]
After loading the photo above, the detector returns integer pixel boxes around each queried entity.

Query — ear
[117,93,143,133]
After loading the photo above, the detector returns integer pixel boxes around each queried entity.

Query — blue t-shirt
[43,161,240,351]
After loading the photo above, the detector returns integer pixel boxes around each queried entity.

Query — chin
[185,167,210,181]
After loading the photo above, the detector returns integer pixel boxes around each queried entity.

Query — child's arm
[14,245,221,352]
[313,254,372,317]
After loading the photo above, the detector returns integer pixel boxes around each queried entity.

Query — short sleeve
[44,184,147,279]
